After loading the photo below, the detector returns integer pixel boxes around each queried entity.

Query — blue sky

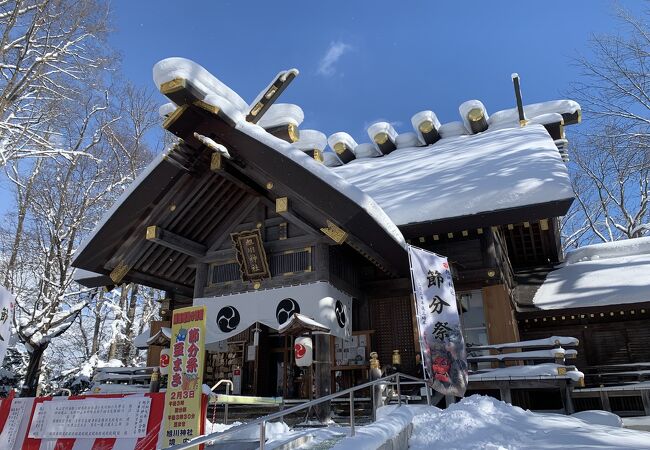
[0,1,643,214]
[110,0,642,142]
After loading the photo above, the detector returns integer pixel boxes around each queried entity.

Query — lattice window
[210,262,240,284]
[269,248,312,276]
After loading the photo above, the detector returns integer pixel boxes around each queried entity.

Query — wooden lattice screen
[370,296,416,375]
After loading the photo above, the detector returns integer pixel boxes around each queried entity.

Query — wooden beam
[207,197,261,252]
[265,123,299,143]
[246,69,298,124]
[146,226,207,259]
[160,78,203,106]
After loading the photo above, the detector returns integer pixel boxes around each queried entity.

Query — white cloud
[317,41,352,77]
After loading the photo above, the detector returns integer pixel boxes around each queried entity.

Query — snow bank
[534,237,650,310]
[571,410,623,428]
[203,419,289,443]
[332,124,572,226]
[332,405,414,450]
[409,395,649,449]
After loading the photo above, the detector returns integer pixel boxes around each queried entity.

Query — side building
[73,58,581,400]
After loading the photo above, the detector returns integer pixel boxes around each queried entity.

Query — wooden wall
[482,284,519,344]
[520,314,650,367]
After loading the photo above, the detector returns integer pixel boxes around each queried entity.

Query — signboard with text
[408,245,468,397]
[0,393,166,450]
[163,305,206,448]
[231,229,271,282]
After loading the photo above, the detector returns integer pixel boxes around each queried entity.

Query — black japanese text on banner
[408,245,468,397]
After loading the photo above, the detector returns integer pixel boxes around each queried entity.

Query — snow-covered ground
[408,396,650,450]
[202,396,650,449]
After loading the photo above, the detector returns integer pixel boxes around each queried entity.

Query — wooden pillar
[642,391,650,416]
[498,382,512,404]
[559,381,574,414]
[313,334,332,421]
[482,285,520,344]
[599,390,611,412]
[193,263,208,298]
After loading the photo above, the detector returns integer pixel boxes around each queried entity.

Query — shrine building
[72,59,581,401]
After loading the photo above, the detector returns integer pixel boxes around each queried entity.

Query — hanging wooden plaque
[231,229,271,283]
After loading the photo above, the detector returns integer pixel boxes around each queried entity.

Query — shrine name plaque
[231,229,271,282]
[28,397,151,439]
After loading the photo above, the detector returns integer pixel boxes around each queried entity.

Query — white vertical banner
[408,245,468,397]
[0,285,14,365]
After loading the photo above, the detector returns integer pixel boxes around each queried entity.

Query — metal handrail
[163,372,428,450]
[209,379,234,424]
[210,379,234,392]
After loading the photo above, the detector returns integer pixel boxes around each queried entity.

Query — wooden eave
[73,144,262,296]
[517,300,650,319]
[398,197,574,239]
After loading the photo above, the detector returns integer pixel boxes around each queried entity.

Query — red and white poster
[408,245,468,397]
[0,392,166,450]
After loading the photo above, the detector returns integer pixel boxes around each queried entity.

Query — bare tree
[0,0,112,166]
[1,82,160,395]
[563,4,650,249]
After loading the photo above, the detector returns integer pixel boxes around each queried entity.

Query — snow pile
[331,405,415,450]
[204,419,242,438]
[533,237,650,310]
[571,410,623,428]
[408,395,649,449]
[202,419,289,443]
[332,124,571,226]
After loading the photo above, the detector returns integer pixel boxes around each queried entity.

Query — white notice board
[0,398,34,450]
[28,397,151,439]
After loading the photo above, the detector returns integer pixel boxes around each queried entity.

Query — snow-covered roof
[533,237,650,310]
[278,313,330,335]
[332,124,572,226]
